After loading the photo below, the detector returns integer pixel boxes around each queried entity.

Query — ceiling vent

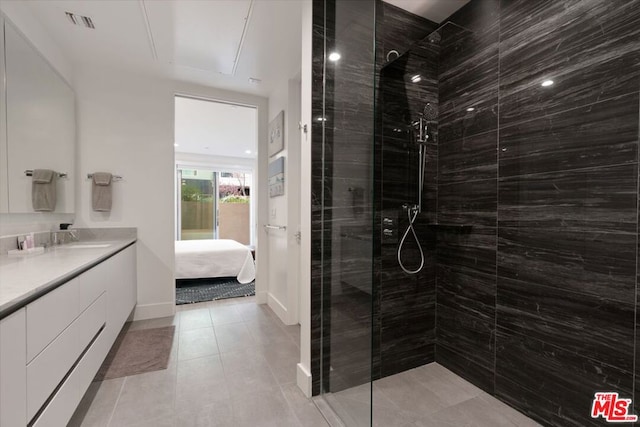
[65,12,95,29]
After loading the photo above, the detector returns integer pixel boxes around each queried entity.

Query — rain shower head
[423,103,438,121]
[428,31,441,44]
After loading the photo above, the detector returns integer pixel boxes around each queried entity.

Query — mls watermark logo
[591,392,638,423]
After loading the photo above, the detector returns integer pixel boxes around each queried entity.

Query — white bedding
[175,239,255,284]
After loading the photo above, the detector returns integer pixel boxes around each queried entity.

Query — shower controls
[383,218,393,226]
[383,229,393,237]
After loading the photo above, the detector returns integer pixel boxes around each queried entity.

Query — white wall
[266,74,302,325]
[266,78,290,321]
[0,2,73,85]
[297,0,313,398]
[74,63,269,320]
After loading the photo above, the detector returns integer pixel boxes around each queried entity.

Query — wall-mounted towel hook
[25,170,67,178]
[87,173,123,181]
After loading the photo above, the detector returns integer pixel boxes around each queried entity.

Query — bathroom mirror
[2,18,75,214]
[0,17,8,213]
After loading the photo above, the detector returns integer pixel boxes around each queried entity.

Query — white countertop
[0,238,136,319]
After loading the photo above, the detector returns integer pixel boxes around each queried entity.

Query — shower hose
[397,207,425,274]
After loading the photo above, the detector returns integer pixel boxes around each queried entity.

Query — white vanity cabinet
[0,308,27,427]
[0,243,137,427]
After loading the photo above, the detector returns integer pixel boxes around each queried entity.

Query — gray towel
[32,169,57,211]
[92,172,113,212]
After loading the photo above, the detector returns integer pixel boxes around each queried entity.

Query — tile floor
[68,296,329,427]
[324,363,541,427]
[69,296,540,427]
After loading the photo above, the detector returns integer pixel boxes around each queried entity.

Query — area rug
[94,325,175,381]
[176,277,255,305]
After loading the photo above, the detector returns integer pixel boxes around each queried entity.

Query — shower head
[423,103,438,121]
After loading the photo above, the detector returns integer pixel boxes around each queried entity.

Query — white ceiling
[385,0,471,23]
[174,97,257,158]
[22,0,302,97]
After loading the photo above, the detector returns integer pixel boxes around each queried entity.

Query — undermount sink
[60,243,111,249]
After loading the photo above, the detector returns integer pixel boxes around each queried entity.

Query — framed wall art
[268,110,284,157]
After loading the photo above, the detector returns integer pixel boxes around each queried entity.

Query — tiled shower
[310,0,640,426]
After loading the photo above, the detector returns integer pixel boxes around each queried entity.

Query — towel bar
[87,174,123,181]
[24,170,67,178]
[264,224,286,230]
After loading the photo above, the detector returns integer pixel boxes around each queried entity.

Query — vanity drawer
[26,294,105,421]
[79,259,108,310]
[30,357,80,427]
[31,324,107,427]
[79,292,106,351]
[26,276,80,362]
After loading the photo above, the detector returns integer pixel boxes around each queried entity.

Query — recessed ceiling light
[541,79,554,87]
[466,107,475,112]
[328,52,341,62]
[245,150,252,154]
[411,75,422,83]
[316,117,327,122]
[174,143,180,147]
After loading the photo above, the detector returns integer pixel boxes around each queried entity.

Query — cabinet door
[0,309,27,427]
[104,245,137,344]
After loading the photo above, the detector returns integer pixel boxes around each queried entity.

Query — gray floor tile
[174,400,237,426]
[230,388,300,427]
[375,372,447,418]
[108,368,177,426]
[179,308,213,331]
[176,355,229,410]
[412,365,483,406]
[68,378,124,427]
[225,362,280,400]
[178,327,219,361]
[214,322,258,353]
[209,305,244,326]
[281,383,330,427]
[219,347,271,374]
[246,318,295,346]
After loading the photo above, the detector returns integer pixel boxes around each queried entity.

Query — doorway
[174,95,258,306]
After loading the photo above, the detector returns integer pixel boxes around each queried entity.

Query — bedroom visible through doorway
[174,95,258,305]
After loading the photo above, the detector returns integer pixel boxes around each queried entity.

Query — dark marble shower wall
[374,2,439,380]
[310,0,378,395]
[434,0,640,426]
[310,0,440,395]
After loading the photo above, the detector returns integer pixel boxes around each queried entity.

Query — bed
[175,239,255,284]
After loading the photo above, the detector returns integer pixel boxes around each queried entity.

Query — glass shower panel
[317,0,377,425]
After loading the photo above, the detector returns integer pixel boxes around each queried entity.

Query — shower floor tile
[326,363,542,427]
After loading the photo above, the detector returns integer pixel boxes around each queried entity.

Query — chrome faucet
[51,229,79,245]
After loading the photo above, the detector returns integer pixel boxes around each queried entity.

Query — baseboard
[268,292,290,324]
[297,363,312,398]
[132,302,175,321]
[256,290,268,304]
